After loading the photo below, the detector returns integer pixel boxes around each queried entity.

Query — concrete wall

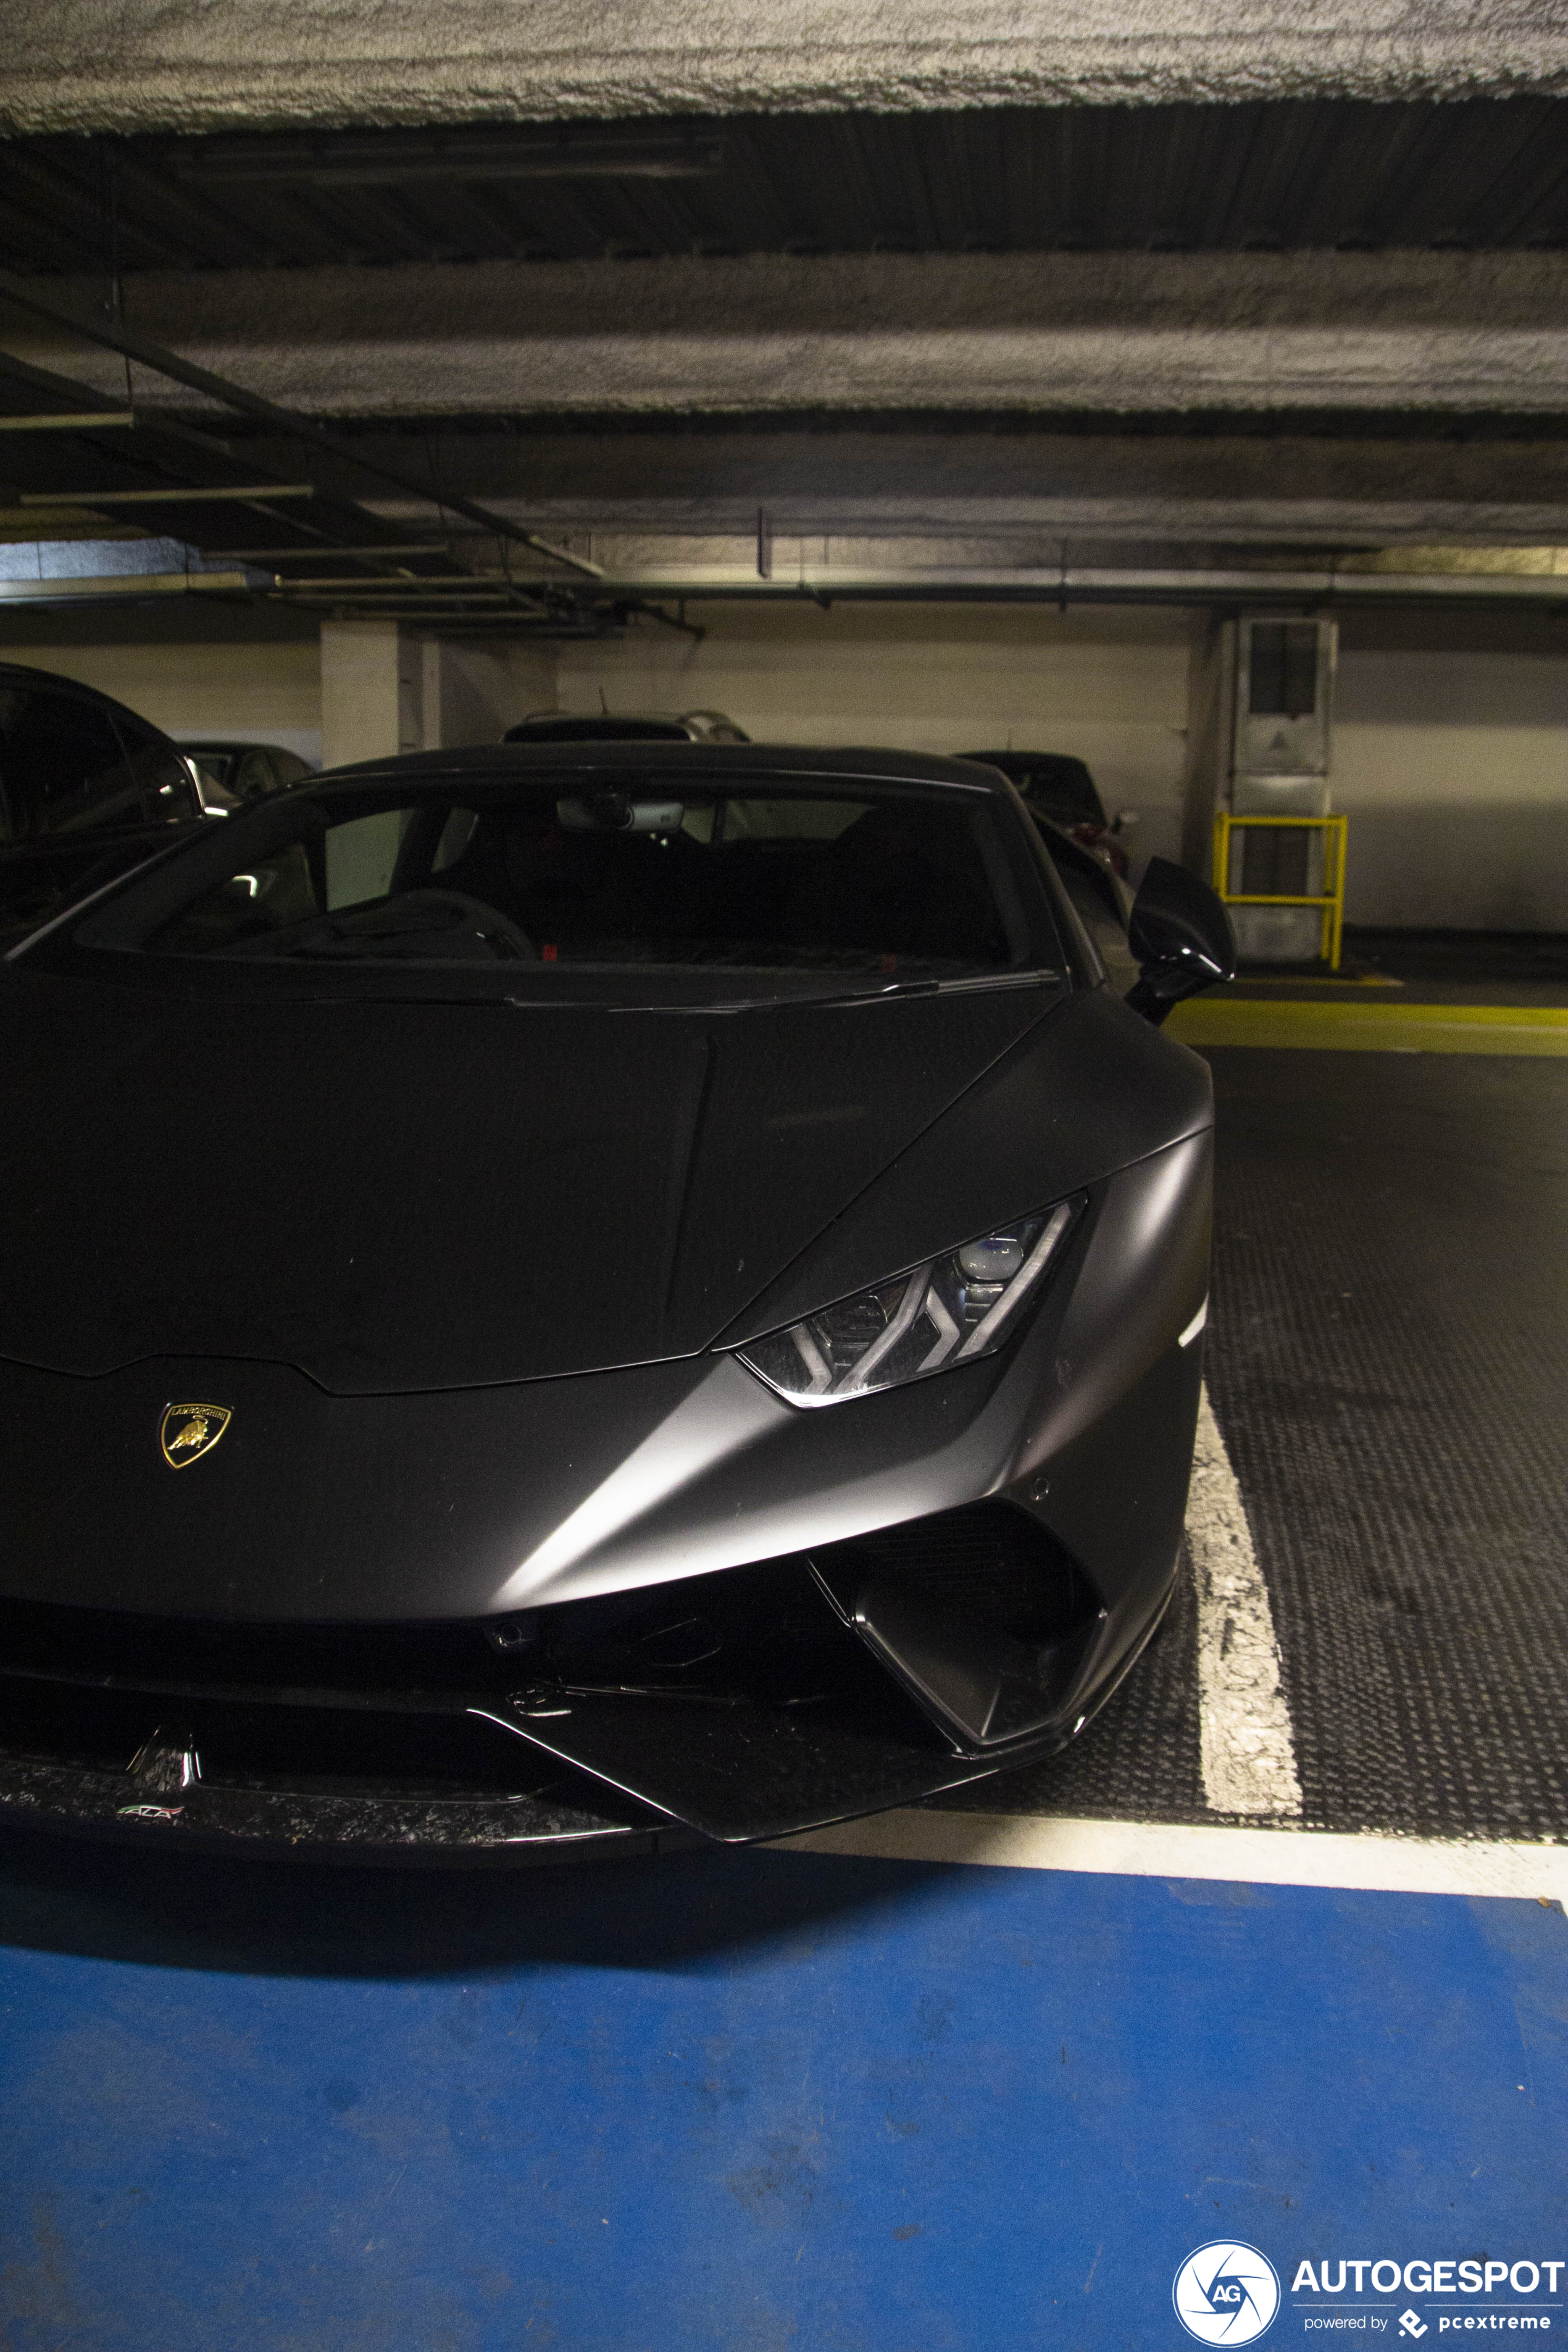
[557,603,1195,867]
[7,628,558,770]
[2,638,322,765]
[420,641,557,749]
[1334,641,1568,931]
[559,603,1568,927]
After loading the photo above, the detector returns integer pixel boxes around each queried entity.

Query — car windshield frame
[23,759,1074,1009]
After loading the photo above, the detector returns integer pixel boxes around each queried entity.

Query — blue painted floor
[1,1836,1564,2350]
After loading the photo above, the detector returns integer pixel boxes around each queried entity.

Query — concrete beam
[6,251,1567,423]
[247,425,1568,552]
[4,0,1567,135]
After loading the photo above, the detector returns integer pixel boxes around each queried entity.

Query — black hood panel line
[0,969,1056,1393]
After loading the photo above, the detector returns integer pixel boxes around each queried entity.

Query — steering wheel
[291,890,538,961]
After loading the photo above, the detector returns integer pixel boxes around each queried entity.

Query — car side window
[0,687,143,838]
[114,714,201,821]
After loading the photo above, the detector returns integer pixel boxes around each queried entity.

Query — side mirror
[1125,857,1235,1026]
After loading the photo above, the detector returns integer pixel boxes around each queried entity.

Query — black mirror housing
[1125,857,1236,1025]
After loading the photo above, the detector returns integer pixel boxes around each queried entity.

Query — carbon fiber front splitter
[0,1750,670,1867]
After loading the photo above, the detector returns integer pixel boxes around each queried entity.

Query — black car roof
[317,741,1014,794]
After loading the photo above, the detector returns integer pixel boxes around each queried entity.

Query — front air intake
[809,1501,1102,1752]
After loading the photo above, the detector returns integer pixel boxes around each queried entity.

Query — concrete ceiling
[0,9,1564,625]
[4,0,1567,137]
[9,251,1564,424]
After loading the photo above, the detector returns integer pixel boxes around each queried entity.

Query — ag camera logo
[1174,2242,1282,2344]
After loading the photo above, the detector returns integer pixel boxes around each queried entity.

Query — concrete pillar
[320,620,423,769]
[1178,614,1235,883]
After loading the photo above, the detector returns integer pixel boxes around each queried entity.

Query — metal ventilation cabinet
[1226,617,1341,962]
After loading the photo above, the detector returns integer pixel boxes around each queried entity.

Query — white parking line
[1187,1382,1303,1817]
[775,1812,1568,1903]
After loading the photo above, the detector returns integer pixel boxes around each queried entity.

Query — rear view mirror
[557,793,685,835]
[1125,857,1236,1026]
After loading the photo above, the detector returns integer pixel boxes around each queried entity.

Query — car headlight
[736,1199,1080,1406]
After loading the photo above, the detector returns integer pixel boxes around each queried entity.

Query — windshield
[55,769,1059,1002]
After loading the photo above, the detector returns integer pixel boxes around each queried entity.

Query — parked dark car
[0,662,206,948]
[962,749,1135,877]
[182,740,314,809]
[503,709,749,746]
[0,741,1233,1861]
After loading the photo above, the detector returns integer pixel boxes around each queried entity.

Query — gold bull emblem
[159,1403,232,1467]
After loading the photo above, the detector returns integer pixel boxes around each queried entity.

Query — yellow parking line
[1166,999,1568,1055]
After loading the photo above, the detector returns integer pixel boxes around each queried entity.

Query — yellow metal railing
[1212,812,1348,972]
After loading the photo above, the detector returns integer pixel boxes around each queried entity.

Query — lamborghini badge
[159,1402,231,1468]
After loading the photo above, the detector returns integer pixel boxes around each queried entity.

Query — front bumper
[0,1501,1124,1855]
[0,1132,1209,1856]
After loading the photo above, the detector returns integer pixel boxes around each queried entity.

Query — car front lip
[0,1749,667,1867]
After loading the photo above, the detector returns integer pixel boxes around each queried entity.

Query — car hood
[0,967,1060,1392]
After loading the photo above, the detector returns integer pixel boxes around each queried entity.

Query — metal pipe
[0,572,256,601]
[272,575,512,590]
[277,594,517,608]
[21,482,316,507]
[0,411,135,432]
[209,543,458,559]
[587,563,1568,606]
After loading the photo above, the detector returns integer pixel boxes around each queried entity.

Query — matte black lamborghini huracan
[0,743,1232,1859]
